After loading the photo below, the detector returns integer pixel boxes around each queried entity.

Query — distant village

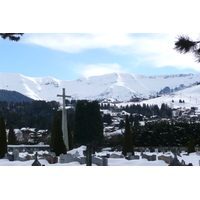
[9,96,200,146]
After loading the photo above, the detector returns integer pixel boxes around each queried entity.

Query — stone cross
[57,88,71,150]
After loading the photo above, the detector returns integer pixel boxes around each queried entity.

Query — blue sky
[1,33,200,80]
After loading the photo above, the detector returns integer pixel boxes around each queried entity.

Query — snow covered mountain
[0,72,200,102]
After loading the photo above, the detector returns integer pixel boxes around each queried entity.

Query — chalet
[21,127,36,143]
[129,98,142,102]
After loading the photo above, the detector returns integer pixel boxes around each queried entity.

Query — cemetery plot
[2,145,200,166]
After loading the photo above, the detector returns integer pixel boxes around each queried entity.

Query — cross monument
[57,88,71,150]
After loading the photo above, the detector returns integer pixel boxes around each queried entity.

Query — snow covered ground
[2,146,200,200]
[1,145,200,166]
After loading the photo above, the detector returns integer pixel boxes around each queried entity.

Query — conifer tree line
[0,100,60,131]
[106,118,200,149]
[101,103,172,118]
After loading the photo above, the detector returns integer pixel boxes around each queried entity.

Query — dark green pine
[0,116,7,158]
[122,115,134,156]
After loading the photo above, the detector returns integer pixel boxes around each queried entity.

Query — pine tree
[103,114,112,125]
[67,122,74,151]
[0,33,24,41]
[8,124,17,145]
[50,111,67,156]
[122,115,134,156]
[188,134,195,154]
[0,116,7,158]
[174,35,200,63]
[74,100,103,149]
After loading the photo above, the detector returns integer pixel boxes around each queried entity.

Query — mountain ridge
[0,72,200,102]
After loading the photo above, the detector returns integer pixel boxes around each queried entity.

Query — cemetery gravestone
[44,154,54,164]
[152,155,157,161]
[6,153,14,161]
[92,156,103,166]
[53,156,58,164]
[102,157,108,166]
[13,149,19,161]
[110,153,123,158]
[74,156,86,164]
[158,155,173,164]
[59,153,74,164]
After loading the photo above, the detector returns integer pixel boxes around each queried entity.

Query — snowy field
[2,146,200,200]
[1,145,200,166]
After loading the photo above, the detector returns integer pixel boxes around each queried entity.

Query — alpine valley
[1,72,200,105]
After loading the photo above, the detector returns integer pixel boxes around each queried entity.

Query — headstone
[126,152,132,157]
[146,155,153,161]
[145,148,150,153]
[155,148,158,154]
[129,155,140,160]
[92,156,103,166]
[59,153,74,164]
[91,156,108,166]
[152,154,157,161]
[102,157,108,166]
[6,153,14,161]
[18,157,27,162]
[110,153,123,158]
[142,154,147,159]
[44,154,54,164]
[53,156,58,164]
[74,156,86,164]
[134,155,140,159]
[13,149,19,161]
[25,154,33,160]
[158,155,173,164]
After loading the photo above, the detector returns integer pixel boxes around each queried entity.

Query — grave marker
[13,149,19,161]
[59,153,74,164]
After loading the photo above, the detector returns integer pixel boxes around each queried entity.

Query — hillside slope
[0,89,33,103]
[0,72,200,102]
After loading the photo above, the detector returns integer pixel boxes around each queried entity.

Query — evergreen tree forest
[131,121,200,147]
[0,100,60,131]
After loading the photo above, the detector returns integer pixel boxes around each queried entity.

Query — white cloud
[24,33,200,73]
[23,33,133,53]
[77,63,125,77]
[126,33,200,72]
